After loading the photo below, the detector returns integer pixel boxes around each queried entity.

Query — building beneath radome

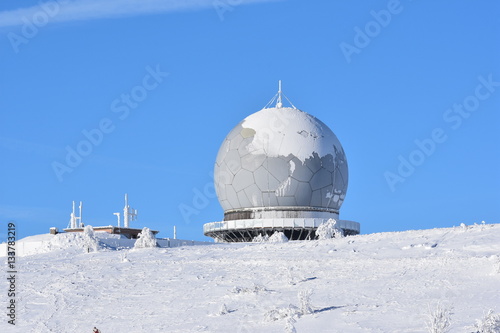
[203,83,360,242]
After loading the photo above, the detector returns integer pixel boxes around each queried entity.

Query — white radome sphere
[214,107,348,213]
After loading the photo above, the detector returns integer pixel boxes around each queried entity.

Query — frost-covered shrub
[217,303,229,316]
[268,231,288,243]
[284,318,296,333]
[298,289,314,315]
[134,227,158,249]
[120,251,130,263]
[473,310,500,333]
[286,267,299,285]
[253,232,288,243]
[231,284,267,294]
[252,234,269,243]
[316,219,344,240]
[264,305,300,322]
[83,225,98,253]
[214,235,228,243]
[426,304,451,333]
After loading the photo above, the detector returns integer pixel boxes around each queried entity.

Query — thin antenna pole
[71,201,76,228]
[79,201,83,227]
[124,193,129,228]
[276,80,283,108]
[113,212,121,228]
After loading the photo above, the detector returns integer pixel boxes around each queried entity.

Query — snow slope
[3,224,500,332]
[0,231,210,257]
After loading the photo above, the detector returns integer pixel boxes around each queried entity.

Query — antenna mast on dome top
[276,80,283,108]
[263,81,297,109]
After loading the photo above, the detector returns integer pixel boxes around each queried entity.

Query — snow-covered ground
[0,231,210,257]
[3,224,500,332]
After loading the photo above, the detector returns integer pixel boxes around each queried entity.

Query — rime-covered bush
[264,289,315,323]
[82,225,98,253]
[253,232,288,243]
[217,303,229,316]
[268,231,288,243]
[316,219,344,240]
[426,304,451,333]
[252,234,269,243]
[284,318,297,333]
[214,236,227,243]
[134,227,158,249]
[298,289,314,315]
[264,305,300,322]
[231,284,267,294]
[474,310,500,333]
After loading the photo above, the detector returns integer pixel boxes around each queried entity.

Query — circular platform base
[203,218,360,242]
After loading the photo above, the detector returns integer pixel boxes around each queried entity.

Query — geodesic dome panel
[214,107,348,212]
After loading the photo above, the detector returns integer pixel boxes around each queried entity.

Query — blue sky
[1,0,499,242]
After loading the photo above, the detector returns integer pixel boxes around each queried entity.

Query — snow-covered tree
[426,304,451,333]
[474,310,500,333]
[316,219,344,240]
[82,225,98,253]
[134,227,158,249]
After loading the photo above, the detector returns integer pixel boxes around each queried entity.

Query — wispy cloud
[0,0,279,28]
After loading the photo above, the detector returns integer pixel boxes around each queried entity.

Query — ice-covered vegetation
[253,231,288,243]
[82,225,99,253]
[133,227,158,249]
[473,310,500,333]
[316,218,344,240]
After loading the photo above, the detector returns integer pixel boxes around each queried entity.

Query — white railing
[203,219,360,234]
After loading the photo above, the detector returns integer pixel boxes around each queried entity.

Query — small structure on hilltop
[63,194,159,239]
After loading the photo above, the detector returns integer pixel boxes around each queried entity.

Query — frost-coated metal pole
[79,201,83,227]
[71,201,76,229]
[124,193,129,228]
[113,212,121,227]
[276,80,283,108]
